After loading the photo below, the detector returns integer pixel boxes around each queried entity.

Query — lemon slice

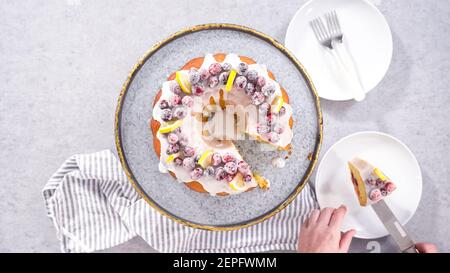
[373,168,387,181]
[229,174,246,191]
[175,71,191,94]
[166,152,180,163]
[197,150,213,168]
[158,119,184,134]
[271,96,284,113]
[225,70,237,92]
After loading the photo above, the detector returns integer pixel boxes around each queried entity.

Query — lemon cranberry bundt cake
[151,53,294,196]
[348,157,397,206]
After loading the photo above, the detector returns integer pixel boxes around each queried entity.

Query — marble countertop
[0,0,449,253]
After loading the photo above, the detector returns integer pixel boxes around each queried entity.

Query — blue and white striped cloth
[42,150,318,253]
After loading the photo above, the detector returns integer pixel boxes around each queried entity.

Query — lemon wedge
[271,96,284,113]
[158,119,184,134]
[175,71,191,94]
[166,152,180,163]
[229,174,246,191]
[373,168,387,181]
[197,150,213,168]
[225,70,237,92]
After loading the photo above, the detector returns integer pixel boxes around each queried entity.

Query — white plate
[315,131,422,239]
[285,0,393,101]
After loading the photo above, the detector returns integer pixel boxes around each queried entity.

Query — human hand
[415,242,438,253]
[298,205,356,253]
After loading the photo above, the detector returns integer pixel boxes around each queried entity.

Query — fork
[310,11,365,101]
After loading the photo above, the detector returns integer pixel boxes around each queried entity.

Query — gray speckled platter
[115,24,322,230]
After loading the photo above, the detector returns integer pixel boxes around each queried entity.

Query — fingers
[305,209,320,227]
[317,207,334,225]
[329,205,347,229]
[415,242,438,253]
[339,229,356,253]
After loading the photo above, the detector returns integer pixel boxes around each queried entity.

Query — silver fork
[310,11,365,101]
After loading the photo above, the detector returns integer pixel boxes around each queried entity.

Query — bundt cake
[151,53,294,196]
[348,157,397,206]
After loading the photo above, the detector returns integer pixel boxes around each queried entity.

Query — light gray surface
[0,0,448,253]
[119,28,319,226]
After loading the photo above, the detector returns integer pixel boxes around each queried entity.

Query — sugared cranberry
[259,102,271,115]
[222,63,232,71]
[251,91,265,105]
[215,167,227,181]
[222,153,236,163]
[369,189,382,201]
[178,135,188,147]
[380,188,388,196]
[218,71,230,85]
[182,95,194,108]
[167,133,179,144]
[161,108,173,121]
[173,106,187,119]
[246,70,258,82]
[208,63,222,75]
[205,166,215,176]
[170,81,182,94]
[243,174,252,182]
[191,84,204,96]
[384,182,396,193]
[234,76,247,89]
[265,113,274,125]
[199,68,210,81]
[237,62,248,75]
[375,178,384,187]
[183,146,195,157]
[267,132,280,143]
[256,76,266,87]
[366,178,377,186]
[278,106,286,117]
[174,157,183,166]
[262,84,276,97]
[188,68,200,85]
[159,99,170,109]
[190,167,204,180]
[208,76,219,88]
[211,153,222,166]
[166,143,180,154]
[257,123,270,134]
[245,82,256,95]
[272,123,284,134]
[237,161,250,174]
[171,94,182,105]
[224,161,238,175]
[182,157,195,170]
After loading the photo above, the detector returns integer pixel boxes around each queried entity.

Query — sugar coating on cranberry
[384,182,396,193]
[262,84,276,97]
[243,174,252,182]
[182,95,194,108]
[166,143,180,154]
[251,91,265,105]
[173,106,187,119]
[167,133,179,144]
[208,63,222,75]
[208,76,219,88]
[259,102,271,115]
[211,153,222,166]
[224,161,238,175]
[246,70,258,82]
[222,63,232,71]
[183,146,195,157]
[215,167,227,181]
[182,157,196,170]
[159,99,170,109]
[257,123,270,135]
[188,68,201,85]
[237,62,248,75]
[369,189,382,201]
[267,132,280,143]
[237,161,249,174]
[218,72,230,85]
[174,157,183,166]
[171,94,182,106]
[234,76,247,89]
[375,178,384,187]
[178,135,188,147]
[199,68,210,81]
[222,153,236,163]
[205,166,215,176]
[256,76,266,87]
[191,84,204,96]
[245,82,256,95]
[170,81,182,94]
[161,108,173,121]
[366,178,377,186]
[190,167,204,180]
[272,123,284,134]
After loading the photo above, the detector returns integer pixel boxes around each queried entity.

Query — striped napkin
[43,150,318,253]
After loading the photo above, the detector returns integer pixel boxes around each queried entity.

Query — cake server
[371,200,418,253]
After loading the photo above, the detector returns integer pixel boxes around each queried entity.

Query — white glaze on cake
[152,54,294,195]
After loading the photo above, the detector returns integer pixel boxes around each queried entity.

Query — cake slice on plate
[348,157,397,206]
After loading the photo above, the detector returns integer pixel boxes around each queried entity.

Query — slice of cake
[348,157,397,206]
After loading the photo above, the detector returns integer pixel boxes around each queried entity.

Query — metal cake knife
[371,200,418,253]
